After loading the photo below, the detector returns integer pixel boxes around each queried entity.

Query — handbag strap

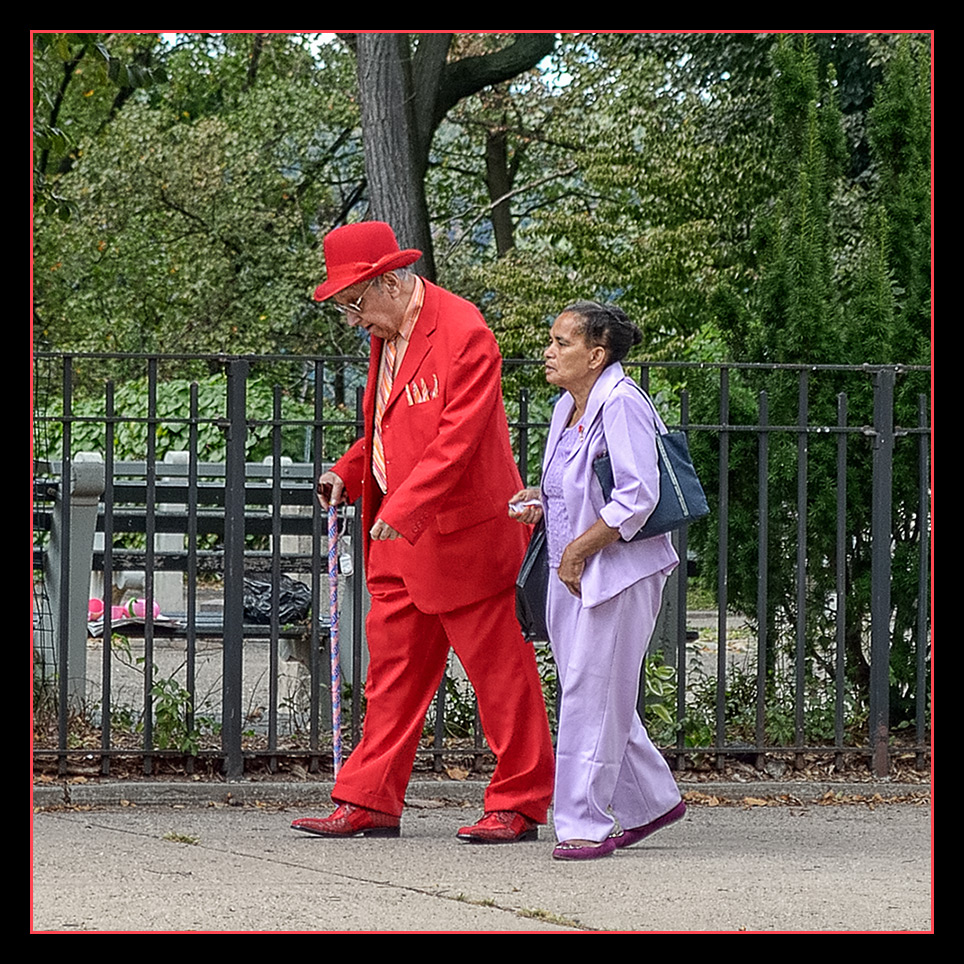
[595,377,667,459]
[621,378,669,436]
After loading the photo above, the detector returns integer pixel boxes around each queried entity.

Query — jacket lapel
[583,362,625,433]
[542,394,570,476]
[363,338,381,424]
[559,362,627,464]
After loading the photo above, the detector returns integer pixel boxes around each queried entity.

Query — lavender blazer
[542,362,679,609]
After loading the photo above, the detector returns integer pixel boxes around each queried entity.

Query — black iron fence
[32,352,931,779]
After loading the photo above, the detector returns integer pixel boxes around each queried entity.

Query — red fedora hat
[313,221,422,302]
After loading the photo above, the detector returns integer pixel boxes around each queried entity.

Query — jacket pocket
[435,495,500,535]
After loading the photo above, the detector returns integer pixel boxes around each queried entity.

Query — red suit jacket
[333,280,528,614]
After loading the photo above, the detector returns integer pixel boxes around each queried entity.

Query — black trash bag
[243,574,312,625]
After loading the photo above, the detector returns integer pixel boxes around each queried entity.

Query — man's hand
[317,470,346,509]
[370,518,402,541]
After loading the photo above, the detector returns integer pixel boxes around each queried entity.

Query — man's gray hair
[374,266,414,286]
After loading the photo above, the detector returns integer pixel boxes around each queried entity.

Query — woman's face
[544,312,606,391]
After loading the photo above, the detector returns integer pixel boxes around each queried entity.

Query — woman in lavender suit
[510,302,686,860]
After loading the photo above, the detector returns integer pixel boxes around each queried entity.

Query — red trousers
[332,540,555,821]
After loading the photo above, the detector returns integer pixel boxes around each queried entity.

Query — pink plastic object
[111,606,127,620]
[88,598,104,620]
[129,598,160,618]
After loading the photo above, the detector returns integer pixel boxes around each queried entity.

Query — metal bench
[33,455,364,710]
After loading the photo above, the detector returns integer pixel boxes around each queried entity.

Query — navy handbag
[592,387,709,540]
[515,520,549,641]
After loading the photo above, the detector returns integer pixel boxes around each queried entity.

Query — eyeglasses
[332,279,375,316]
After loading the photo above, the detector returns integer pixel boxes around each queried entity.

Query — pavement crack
[38,814,594,931]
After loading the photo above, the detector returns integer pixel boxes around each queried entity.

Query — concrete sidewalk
[32,780,932,933]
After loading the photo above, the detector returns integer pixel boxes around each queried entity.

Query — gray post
[650,565,679,667]
[157,452,190,614]
[44,454,105,710]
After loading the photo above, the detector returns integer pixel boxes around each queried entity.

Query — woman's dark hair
[563,301,642,366]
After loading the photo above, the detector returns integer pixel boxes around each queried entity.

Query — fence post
[222,358,249,780]
[794,371,809,763]
[715,368,730,767]
[310,360,325,770]
[915,394,930,768]
[834,393,849,770]
[869,367,895,777]
[755,391,769,761]
[518,386,530,484]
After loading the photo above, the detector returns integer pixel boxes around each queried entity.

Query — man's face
[332,275,404,341]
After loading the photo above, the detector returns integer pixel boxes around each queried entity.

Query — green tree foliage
[34,33,364,363]
[866,35,931,359]
[464,35,779,370]
[682,34,930,718]
[33,32,559,370]
[34,33,169,219]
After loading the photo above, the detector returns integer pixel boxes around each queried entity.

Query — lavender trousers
[546,567,682,843]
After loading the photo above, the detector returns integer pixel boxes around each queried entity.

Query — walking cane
[327,504,342,776]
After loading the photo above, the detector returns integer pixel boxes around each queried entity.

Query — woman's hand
[557,519,622,597]
[508,487,543,525]
[558,544,586,597]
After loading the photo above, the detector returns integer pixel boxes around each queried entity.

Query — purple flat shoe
[552,837,617,861]
[610,800,686,849]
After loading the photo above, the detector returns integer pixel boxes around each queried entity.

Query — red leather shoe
[456,810,538,843]
[291,803,400,838]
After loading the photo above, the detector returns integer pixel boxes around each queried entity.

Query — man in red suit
[290,222,554,842]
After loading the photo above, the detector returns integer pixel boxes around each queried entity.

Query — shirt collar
[395,275,424,344]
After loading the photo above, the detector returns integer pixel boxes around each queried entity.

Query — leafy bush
[35,369,359,465]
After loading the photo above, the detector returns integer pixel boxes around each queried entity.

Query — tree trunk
[352,33,555,282]
[354,33,437,281]
[485,124,516,256]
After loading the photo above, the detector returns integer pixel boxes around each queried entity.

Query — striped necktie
[372,337,397,493]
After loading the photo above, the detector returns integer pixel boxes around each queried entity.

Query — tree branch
[411,34,453,155]
[434,34,556,132]
[442,162,577,262]
[158,189,244,256]
[242,34,267,93]
[38,40,91,181]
